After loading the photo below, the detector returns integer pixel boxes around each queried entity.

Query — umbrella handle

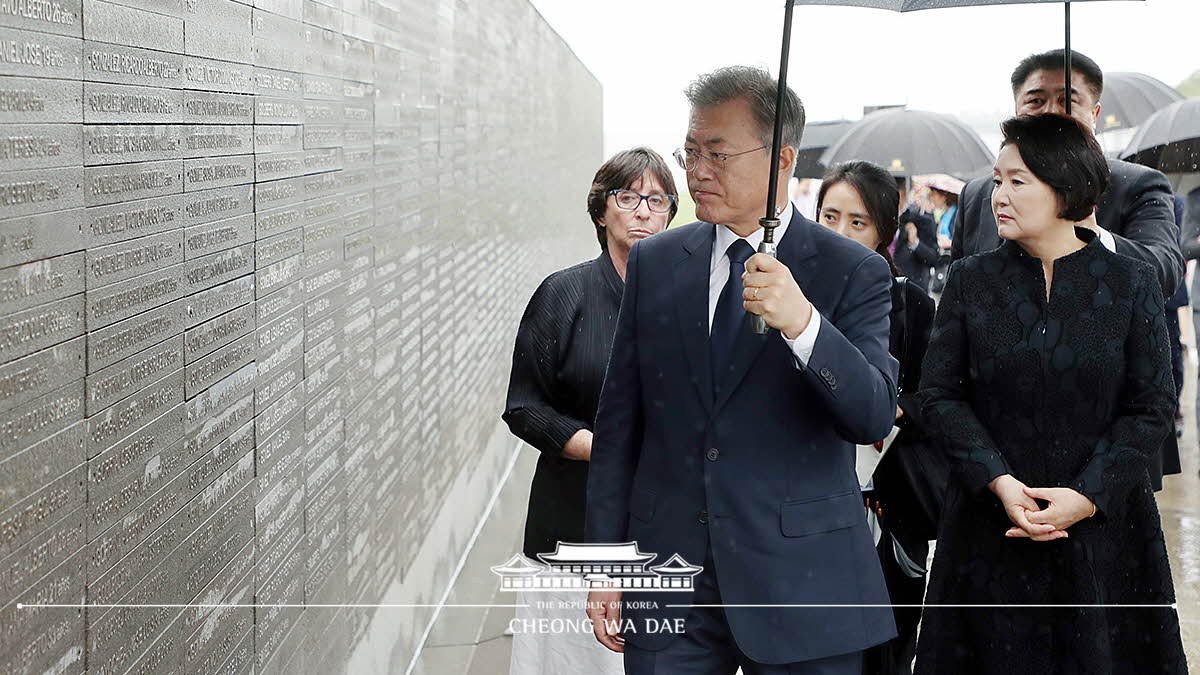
[752,226,778,335]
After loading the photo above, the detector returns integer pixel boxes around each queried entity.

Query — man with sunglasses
[585,66,898,675]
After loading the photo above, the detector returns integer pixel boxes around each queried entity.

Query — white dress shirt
[708,203,822,366]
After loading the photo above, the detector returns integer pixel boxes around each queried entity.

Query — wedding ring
[752,288,759,301]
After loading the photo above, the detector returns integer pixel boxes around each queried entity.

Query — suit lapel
[711,212,819,414]
[674,223,715,412]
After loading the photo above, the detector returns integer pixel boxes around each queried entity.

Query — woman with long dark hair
[816,161,938,675]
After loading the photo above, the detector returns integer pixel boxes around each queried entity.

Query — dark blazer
[950,158,1183,297]
[503,251,624,559]
[586,211,899,664]
[893,207,940,291]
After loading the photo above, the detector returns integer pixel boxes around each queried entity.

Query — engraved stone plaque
[0,123,82,171]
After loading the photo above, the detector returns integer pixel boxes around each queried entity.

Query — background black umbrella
[793,120,854,178]
[1095,72,1184,157]
[752,0,1143,334]
[1098,72,1184,133]
[1119,98,1200,174]
[818,109,995,180]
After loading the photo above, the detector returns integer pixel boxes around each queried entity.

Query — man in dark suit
[951,49,1182,297]
[585,66,898,675]
[951,49,1183,487]
[893,183,940,291]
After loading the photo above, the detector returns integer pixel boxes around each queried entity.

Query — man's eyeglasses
[607,189,676,213]
[673,145,768,172]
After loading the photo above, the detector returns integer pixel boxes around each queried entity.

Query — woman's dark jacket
[502,250,624,559]
[915,229,1186,674]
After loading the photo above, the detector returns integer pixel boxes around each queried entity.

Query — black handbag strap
[895,277,911,394]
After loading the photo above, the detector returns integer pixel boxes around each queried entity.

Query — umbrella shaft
[1065,1,1072,115]
[765,1,795,223]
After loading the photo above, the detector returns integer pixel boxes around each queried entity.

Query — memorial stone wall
[0,0,602,672]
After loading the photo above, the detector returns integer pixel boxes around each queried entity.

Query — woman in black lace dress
[916,114,1186,674]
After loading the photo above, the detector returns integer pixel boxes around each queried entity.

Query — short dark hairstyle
[586,147,679,249]
[999,114,1110,222]
[817,161,900,276]
[1010,49,1104,102]
[685,66,806,150]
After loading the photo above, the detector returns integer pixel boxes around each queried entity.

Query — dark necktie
[710,238,755,389]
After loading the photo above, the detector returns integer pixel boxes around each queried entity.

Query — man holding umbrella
[950,48,1183,486]
[951,49,1182,295]
[585,65,898,675]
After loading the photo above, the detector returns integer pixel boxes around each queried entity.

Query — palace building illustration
[491,543,704,592]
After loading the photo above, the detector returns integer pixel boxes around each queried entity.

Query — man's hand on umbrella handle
[742,254,812,339]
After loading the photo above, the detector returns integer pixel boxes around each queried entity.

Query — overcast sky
[529,0,1198,170]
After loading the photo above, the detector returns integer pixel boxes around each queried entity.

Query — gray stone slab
[183,301,253,364]
[0,334,83,413]
[0,122,82,171]
[184,331,254,399]
[254,279,300,324]
[255,227,302,269]
[183,212,253,260]
[254,377,302,441]
[82,39,185,88]
[0,548,85,675]
[183,361,255,432]
[256,322,300,383]
[182,242,253,296]
[84,159,182,207]
[83,123,181,165]
[183,90,252,125]
[184,272,253,328]
[183,389,251,456]
[0,26,82,79]
[254,95,302,124]
[0,459,84,559]
[0,504,83,608]
[0,419,83,513]
[85,261,185,330]
[0,250,83,315]
[85,334,183,414]
[83,0,183,52]
[0,165,84,219]
[83,81,183,123]
[85,367,182,456]
[254,354,300,416]
[0,0,82,37]
[86,228,183,288]
[0,376,82,460]
[183,154,254,191]
[255,252,301,298]
[0,208,84,268]
[87,402,184,505]
[85,295,184,372]
[181,0,250,62]
[0,74,82,123]
[253,124,302,154]
[251,65,302,98]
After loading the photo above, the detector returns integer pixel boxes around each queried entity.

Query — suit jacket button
[820,367,832,379]
[697,510,709,524]
[706,448,719,461]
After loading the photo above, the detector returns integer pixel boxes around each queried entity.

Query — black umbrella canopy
[758,0,1146,223]
[792,0,1131,8]
[819,109,995,180]
[1097,72,1184,133]
[794,120,854,178]
[1119,98,1200,174]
